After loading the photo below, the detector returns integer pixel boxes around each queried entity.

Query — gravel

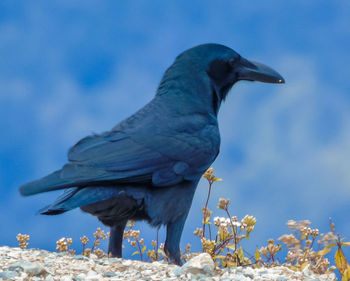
[0,246,337,280]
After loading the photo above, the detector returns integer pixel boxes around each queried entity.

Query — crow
[19,43,284,265]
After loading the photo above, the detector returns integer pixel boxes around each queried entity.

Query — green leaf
[226,244,236,251]
[335,248,349,275]
[255,247,260,261]
[219,228,224,241]
[238,246,244,261]
[213,255,225,260]
[317,248,331,256]
[327,243,337,248]
[142,246,147,253]
[213,177,223,182]
[342,265,350,281]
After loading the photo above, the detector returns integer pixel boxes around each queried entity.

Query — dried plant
[56,237,71,252]
[17,167,349,280]
[16,233,30,249]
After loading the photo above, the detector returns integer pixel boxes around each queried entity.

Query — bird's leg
[164,215,187,266]
[108,220,127,258]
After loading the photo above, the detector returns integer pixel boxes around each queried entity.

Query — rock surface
[174,253,215,276]
[0,246,337,280]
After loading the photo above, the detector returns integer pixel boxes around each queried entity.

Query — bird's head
[157,44,285,114]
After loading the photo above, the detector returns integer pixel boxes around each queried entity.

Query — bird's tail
[38,186,133,215]
[19,168,80,196]
[38,188,80,215]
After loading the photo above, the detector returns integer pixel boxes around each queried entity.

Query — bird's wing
[67,128,215,184]
[20,128,212,196]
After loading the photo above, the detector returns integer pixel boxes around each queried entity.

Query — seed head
[83,248,91,257]
[287,220,297,231]
[67,238,73,246]
[193,228,203,237]
[80,236,89,246]
[201,237,215,253]
[213,217,221,227]
[94,248,104,258]
[217,198,230,210]
[132,230,140,239]
[94,228,107,240]
[127,220,135,228]
[16,233,30,249]
[317,232,337,246]
[93,239,100,247]
[310,228,319,239]
[56,237,68,252]
[201,207,212,219]
[241,215,256,233]
[278,234,300,248]
[185,243,191,253]
[259,246,268,258]
[296,220,311,231]
[203,168,222,183]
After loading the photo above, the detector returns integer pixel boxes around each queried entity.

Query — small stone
[174,253,215,276]
[258,269,268,275]
[89,254,98,259]
[74,273,86,281]
[8,262,24,272]
[7,251,20,259]
[103,271,118,277]
[74,255,89,260]
[8,262,47,276]
[23,263,48,276]
[143,269,153,275]
[86,270,102,281]
[107,257,122,263]
[150,261,162,267]
[87,270,97,276]
[277,277,288,281]
[230,274,249,281]
[0,271,16,280]
[45,275,55,281]
[243,266,255,279]
[123,259,132,266]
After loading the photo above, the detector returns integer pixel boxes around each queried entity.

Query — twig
[203,181,213,237]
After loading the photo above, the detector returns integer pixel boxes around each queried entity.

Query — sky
[1,0,349,266]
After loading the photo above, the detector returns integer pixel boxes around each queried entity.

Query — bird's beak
[237,58,285,84]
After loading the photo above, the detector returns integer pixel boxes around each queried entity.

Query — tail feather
[38,188,79,215]
[38,186,137,216]
[19,169,75,196]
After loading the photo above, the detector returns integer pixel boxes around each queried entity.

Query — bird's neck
[156,66,221,117]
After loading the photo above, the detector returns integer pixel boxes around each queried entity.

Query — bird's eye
[229,56,241,67]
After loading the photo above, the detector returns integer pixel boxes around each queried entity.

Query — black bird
[20,43,284,265]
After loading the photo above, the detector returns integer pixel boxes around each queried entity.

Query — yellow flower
[203,168,222,183]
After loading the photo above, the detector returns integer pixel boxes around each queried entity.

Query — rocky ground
[0,246,337,281]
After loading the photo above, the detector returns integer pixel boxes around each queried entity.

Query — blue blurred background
[1,0,349,265]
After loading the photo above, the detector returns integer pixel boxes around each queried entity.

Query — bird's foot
[164,245,183,266]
